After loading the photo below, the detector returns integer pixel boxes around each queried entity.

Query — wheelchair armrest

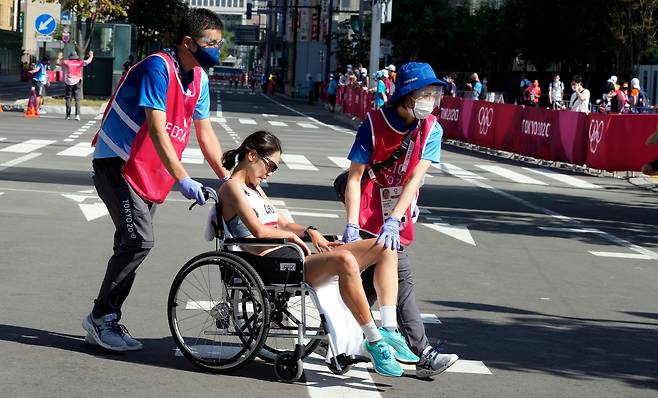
[223,238,289,245]
[301,234,340,243]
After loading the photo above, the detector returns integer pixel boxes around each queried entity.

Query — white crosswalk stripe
[239,118,257,125]
[523,167,601,189]
[56,142,95,157]
[268,120,288,127]
[182,148,204,164]
[475,164,548,185]
[328,156,350,169]
[0,138,6,142]
[297,122,318,129]
[0,139,56,153]
[280,154,319,171]
[433,163,487,180]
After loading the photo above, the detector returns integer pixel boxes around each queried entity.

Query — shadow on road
[428,301,658,390]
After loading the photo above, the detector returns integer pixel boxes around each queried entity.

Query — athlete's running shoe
[363,339,403,377]
[379,327,420,364]
[416,345,459,378]
[81,313,128,352]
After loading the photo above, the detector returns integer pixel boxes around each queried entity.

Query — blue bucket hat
[388,62,446,104]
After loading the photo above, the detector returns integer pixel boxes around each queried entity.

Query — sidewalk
[270,91,363,131]
[0,79,105,114]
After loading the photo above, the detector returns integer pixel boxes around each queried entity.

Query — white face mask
[412,98,435,119]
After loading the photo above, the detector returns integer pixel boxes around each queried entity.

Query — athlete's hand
[376,216,401,250]
[179,177,206,205]
[308,229,332,253]
[342,223,360,243]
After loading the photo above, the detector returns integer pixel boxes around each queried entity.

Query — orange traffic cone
[25,88,39,118]
[0,104,4,113]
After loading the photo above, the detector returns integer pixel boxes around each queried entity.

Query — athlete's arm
[345,162,366,224]
[389,159,432,220]
[144,108,189,181]
[195,118,230,179]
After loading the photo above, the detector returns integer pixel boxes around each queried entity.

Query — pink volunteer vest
[93,52,202,204]
[359,109,435,247]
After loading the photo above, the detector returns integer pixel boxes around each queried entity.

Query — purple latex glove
[376,216,401,250]
[342,223,360,243]
[179,177,206,205]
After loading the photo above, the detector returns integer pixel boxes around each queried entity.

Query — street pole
[291,0,299,90]
[324,0,333,81]
[368,0,381,89]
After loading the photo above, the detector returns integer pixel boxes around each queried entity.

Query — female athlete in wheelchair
[167,131,418,381]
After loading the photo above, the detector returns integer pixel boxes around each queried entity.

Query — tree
[126,0,188,58]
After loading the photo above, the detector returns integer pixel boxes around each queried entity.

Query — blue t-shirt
[33,63,48,83]
[94,54,210,159]
[328,80,338,95]
[375,80,387,107]
[473,81,482,98]
[347,106,443,165]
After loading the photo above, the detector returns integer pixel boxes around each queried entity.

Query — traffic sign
[36,35,53,42]
[35,13,56,35]
[60,10,72,25]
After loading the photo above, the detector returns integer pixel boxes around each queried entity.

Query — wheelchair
[167,187,367,382]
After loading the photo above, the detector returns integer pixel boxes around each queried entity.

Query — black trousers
[65,83,81,116]
[361,250,430,355]
[91,157,157,319]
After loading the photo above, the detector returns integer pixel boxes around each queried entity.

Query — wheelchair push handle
[188,186,219,211]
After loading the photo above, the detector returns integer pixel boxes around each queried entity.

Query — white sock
[380,305,397,331]
[360,320,382,343]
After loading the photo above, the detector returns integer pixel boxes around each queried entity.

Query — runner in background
[58,50,94,120]
[28,57,49,113]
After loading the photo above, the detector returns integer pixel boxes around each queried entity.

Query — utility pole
[324,0,333,81]
[368,0,381,89]
[291,0,299,89]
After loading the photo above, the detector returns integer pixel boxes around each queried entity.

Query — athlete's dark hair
[176,8,224,44]
[222,131,282,171]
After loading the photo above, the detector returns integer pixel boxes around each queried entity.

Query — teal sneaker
[363,339,403,377]
[379,327,420,364]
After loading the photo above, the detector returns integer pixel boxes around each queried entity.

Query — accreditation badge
[380,186,406,223]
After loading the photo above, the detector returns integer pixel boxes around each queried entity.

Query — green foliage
[43,0,131,19]
[334,19,370,68]
[126,0,188,56]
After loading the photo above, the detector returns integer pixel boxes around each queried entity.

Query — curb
[1,102,106,115]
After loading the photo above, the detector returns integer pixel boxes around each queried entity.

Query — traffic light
[246,3,252,19]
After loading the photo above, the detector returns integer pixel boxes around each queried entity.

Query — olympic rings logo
[588,120,605,153]
[477,107,494,135]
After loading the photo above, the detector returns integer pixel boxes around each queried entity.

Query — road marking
[268,120,288,127]
[239,118,257,125]
[288,211,339,219]
[56,142,94,157]
[0,153,42,171]
[297,122,318,129]
[475,164,548,185]
[0,138,6,142]
[372,310,441,324]
[328,156,350,169]
[523,167,601,189]
[280,154,319,171]
[63,138,74,142]
[262,113,278,117]
[182,148,204,164]
[433,163,487,180]
[0,139,56,153]
[304,354,382,397]
[210,117,226,123]
[422,220,476,246]
[399,360,492,375]
[61,193,108,221]
[589,252,653,260]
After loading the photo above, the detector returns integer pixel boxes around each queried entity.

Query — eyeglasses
[195,37,225,48]
[414,87,444,100]
[259,154,278,173]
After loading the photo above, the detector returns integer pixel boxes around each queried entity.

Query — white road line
[399,360,492,375]
[297,122,318,129]
[589,252,653,260]
[268,120,288,127]
[288,211,339,219]
[239,118,257,125]
[0,153,42,171]
[422,222,476,246]
[304,354,382,397]
[262,113,278,117]
[0,139,56,153]
[0,138,6,142]
[182,148,204,164]
[210,117,226,123]
[538,227,603,234]
[63,138,74,142]
[371,310,441,324]
[433,163,487,180]
[280,154,319,171]
[56,143,95,157]
[475,164,548,185]
[523,167,601,189]
[328,156,350,169]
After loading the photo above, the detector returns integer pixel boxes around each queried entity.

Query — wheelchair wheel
[274,351,304,383]
[168,251,270,373]
[258,289,323,362]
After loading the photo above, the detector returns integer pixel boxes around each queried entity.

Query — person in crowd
[382,69,392,96]
[29,56,49,112]
[525,79,541,106]
[604,81,624,114]
[82,8,230,352]
[342,61,459,379]
[619,81,630,112]
[122,55,135,76]
[249,71,257,92]
[479,77,489,101]
[519,73,532,104]
[444,73,457,97]
[306,74,314,104]
[548,74,565,109]
[339,72,348,86]
[629,78,650,111]
[360,68,369,87]
[58,51,94,120]
[465,72,482,100]
[387,64,397,83]
[327,73,338,112]
[374,70,387,110]
[219,131,418,378]
[569,75,590,113]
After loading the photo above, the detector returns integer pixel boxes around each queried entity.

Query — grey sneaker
[81,313,128,352]
[416,345,459,378]
[85,324,142,351]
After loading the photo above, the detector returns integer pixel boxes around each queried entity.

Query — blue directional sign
[35,13,56,35]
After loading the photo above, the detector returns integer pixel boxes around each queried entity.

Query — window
[221,0,226,6]
[240,0,244,7]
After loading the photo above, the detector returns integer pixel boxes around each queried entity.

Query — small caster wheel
[274,351,303,383]
[328,359,352,375]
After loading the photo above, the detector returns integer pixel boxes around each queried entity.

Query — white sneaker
[416,345,459,378]
[65,115,71,120]
[75,115,80,120]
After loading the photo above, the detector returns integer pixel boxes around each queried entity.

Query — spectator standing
[629,77,650,111]
[569,75,590,113]
[306,74,314,104]
[327,73,338,112]
[479,77,489,101]
[519,74,531,104]
[29,57,49,112]
[604,81,623,114]
[374,70,387,109]
[465,73,482,100]
[524,80,541,106]
[387,64,397,83]
[548,74,564,109]
[58,51,94,120]
[619,81,630,112]
[381,69,391,96]
[122,55,135,76]
[444,73,457,97]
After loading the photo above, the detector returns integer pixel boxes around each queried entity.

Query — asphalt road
[1,82,657,398]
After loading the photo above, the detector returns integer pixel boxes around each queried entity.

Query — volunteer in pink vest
[58,50,94,120]
[82,9,230,352]
[342,62,459,378]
